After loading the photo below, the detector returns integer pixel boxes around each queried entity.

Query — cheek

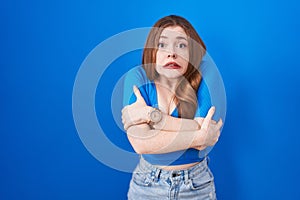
[182,64,188,74]
[179,53,189,70]
[156,51,164,64]
[179,51,189,62]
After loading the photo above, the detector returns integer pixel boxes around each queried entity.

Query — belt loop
[151,168,161,182]
[155,168,161,181]
[206,156,210,165]
[184,169,189,184]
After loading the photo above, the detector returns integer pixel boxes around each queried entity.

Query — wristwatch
[148,107,162,123]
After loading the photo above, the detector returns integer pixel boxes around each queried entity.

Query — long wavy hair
[142,15,206,119]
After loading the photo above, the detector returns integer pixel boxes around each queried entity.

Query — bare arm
[122,85,203,132]
[127,124,200,154]
[122,86,222,154]
[125,107,222,154]
[152,112,201,131]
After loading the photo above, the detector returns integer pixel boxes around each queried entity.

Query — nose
[167,52,177,59]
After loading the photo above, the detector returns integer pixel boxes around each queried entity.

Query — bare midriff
[154,161,200,171]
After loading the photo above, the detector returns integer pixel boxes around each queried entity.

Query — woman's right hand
[122,85,151,131]
[193,107,223,148]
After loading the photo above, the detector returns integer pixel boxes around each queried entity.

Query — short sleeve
[198,53,226,122]
[194,80,212,118]
[123,66,151,107]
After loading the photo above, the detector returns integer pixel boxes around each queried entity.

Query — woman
[122,15,223,200]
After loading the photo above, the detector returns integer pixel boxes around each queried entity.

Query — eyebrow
[159,35,188,41]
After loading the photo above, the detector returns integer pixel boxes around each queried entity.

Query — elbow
[133,147,147,155]
[126,125,153,154]
[127,136,150,154]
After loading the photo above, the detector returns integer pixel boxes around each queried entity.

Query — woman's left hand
[193,114,222,150]
[122,85,151,130]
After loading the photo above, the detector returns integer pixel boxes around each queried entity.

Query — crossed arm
[121,86,223,154]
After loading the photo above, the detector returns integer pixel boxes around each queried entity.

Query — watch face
[150,109,162,123]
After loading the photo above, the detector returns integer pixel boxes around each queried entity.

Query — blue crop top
[123,60,212,166]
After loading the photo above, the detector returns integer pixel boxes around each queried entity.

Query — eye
[158,42,165,48]
[177,43,187,48]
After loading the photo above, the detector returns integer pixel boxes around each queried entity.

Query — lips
[163,62,181,69]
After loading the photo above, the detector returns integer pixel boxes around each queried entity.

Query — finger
[124,123,128,131]
[216,118,223,130]
[201,106,215,130]
[214,136,219,144]
[194,117,204,125]
[121,110,126,122]
[125,121,134,131]
[133,85,146,103]
[121,106,128,114]
[215,130,220,138]
[214,131,221,144]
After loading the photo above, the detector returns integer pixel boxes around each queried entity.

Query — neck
[156,76,180,93]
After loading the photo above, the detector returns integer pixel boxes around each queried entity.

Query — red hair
[142,15,206,118]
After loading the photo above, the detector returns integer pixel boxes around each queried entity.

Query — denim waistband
[136,155,209,184]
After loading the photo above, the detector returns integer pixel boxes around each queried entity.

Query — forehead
[160,26,187,39]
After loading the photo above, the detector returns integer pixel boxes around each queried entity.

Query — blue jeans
[127,156,216,200]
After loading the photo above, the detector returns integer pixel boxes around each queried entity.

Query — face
[155,26,189,80]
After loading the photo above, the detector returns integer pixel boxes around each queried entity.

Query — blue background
[1,0,300,199]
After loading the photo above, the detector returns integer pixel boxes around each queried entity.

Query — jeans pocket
[132,172,152,187]
[188,168,215,191]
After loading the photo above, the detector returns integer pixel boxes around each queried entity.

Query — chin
[156,67,186,79]
[164,73,184,79]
